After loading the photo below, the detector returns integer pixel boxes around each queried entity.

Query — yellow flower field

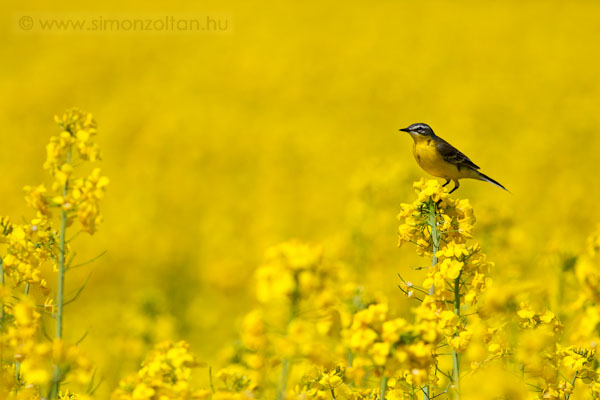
[1,1,600,398]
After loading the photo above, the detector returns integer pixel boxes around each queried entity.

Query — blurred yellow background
[2,0,600,396]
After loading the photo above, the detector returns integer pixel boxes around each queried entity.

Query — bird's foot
[448,181,459,194]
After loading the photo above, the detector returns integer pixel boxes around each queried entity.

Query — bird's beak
[399,128,410,133]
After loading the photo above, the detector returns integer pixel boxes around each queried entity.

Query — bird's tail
[476,171,508,192]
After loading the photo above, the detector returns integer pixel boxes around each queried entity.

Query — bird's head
[399,123,435,140]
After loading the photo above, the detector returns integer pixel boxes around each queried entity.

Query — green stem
[565,371,578,400]
[423,198,440,400]
[276,358,290,400]
[49,384,58,400]
[14,284,31,393]
[427,199,440,290]
[53,147,71,400]
[0,257,3,366]
[56,146,71,340]
[422,386,430,400]
[380,375,388,400]
[276,272,301,400]
[56,207,67,340]
[14,363,22,394]
[0,258,4,310]
[330,387,337,400]
[452,274,461,399]
[209,366,215,393]
[347,348,354,367]
[48,365,61,400]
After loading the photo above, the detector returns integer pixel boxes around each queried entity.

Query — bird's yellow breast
[412,138,473,180]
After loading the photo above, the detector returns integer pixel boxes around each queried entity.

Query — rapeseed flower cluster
[394,179,495,397]
[231,241,352,398]
[394,181,600,399]
[0,109,107,399]
[343,300,434,391]
[113,341,208,400]
[0,216,52,292]
[40,109,108,234]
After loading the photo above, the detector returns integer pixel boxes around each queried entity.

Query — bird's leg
[436,180,452,207]
[448,180,460,194]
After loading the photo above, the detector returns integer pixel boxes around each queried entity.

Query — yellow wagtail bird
[399,123,507,194]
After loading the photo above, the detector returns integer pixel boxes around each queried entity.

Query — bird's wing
[436,138,480,170]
